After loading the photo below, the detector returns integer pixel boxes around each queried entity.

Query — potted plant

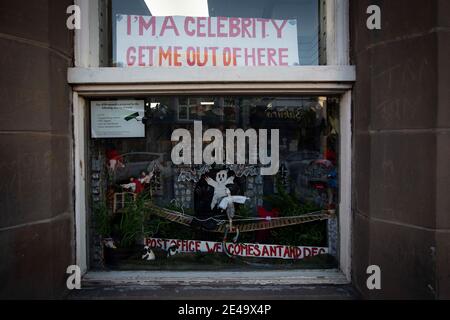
[92,202,116,266]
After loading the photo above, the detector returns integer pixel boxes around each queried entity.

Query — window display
[109,0,322,66]
[89,96,340,270]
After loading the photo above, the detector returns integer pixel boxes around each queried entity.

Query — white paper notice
[91,100,145,138]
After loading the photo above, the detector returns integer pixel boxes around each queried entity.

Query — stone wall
[0,0,74,299]
[350,0,450,299]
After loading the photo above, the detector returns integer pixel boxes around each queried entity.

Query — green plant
[270,222,326,246]
[235,204,253,218]
[93,202,112,237]
[264,179,318,216]
[118,193,152,247]
[153,201,196,240]
[263,179,325,246]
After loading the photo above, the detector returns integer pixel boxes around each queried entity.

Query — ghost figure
[205,170,235,210]
[205,170,249,230]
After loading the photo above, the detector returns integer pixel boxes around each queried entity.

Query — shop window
[105,0,323,66]
[88,95,340,270]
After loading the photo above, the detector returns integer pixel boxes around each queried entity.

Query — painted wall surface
[350,0,450,299]
[0,0,74,299]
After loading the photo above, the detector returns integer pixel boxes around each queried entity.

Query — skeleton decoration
[142,246,156,261]
[205,170,249,229]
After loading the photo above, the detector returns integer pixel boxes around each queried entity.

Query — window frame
[71,0,353,283]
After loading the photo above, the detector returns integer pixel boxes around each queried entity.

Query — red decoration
[255,206,279,242]
[257,206,279,219]
[106,149,124,171]
[134,179,144,194]
[325,149,337,165]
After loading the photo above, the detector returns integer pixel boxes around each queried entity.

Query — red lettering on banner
[160,17,179,36]
[184,17,195,36]
[244,48,255,66]
[232,48,241,65]
[138,46,145,66]
[267,48,277,66]
[145,239,327,260]
[173,46,182,66]
[127,15,132,35]
[229,18,240,37]
[262,246,269,257]
[223,47,232,66]
[209,47,219,66]
[257,48,266,66]
[118,15,299,67]
[304,247,311,257]
[197,17,206,37]
[217,17,227,37]
[205,242,219,253]
[283,247,291,258]
[256,18,270,38]
[271,19,288,38]
[241,18,252,38]
[279,48,289,66]
[207,17,216,37]
[159,47,172,66]
[269,246,277,257]
[139,16,155,36]
[196,47,208,66]
[186,46,196,66]
[247,245,254,256]
[253,245,261,257]
[126,47,136,66]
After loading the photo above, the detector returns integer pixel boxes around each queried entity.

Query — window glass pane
[88,95,340,270]
[109,0,321,67]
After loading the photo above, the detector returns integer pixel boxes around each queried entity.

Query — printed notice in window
[115,15,300,67]
[91,100,145,138]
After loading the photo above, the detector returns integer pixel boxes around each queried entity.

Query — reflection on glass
[111,0,320,66]
[89,95,339,270]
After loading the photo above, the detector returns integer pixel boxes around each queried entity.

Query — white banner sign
[116,15,299,67]
[145,238,328,260]
[91,100,145,138]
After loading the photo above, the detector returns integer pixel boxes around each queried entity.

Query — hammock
[147,203,335,233]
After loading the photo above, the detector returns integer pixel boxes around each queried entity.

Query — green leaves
[93,202,112,237]
[119,193,151,248]
[263,179,325,246]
